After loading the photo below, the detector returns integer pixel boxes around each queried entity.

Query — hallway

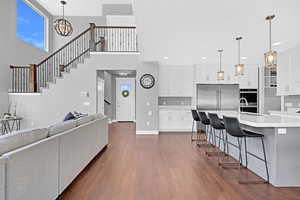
[59,123,300,200]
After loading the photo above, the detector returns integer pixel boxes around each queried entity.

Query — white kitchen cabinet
[238,66,259,89]
[277,46,300,95]
[159,108,193,132]
[195,64,239,84]
[158,66,193,96]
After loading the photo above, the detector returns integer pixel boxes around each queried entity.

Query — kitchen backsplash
[158,97,192,106]
[284,95,300,110]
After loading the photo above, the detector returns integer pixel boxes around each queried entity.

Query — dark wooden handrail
[10,65,31,69]
[95,26,137,29]
[37,27,91,66]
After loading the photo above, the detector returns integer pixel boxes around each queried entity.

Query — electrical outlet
[278,128,287,135]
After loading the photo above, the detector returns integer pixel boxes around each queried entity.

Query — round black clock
[140,74,155,89]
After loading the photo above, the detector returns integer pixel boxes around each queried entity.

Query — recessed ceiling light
[163,56,169,60]
[241,57,247,60]
[201,57,207,60]
[272,42,281,46]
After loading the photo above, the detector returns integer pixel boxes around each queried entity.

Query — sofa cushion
[63,112,76,122]
[0,128,48,155]
[76,115,95,126]
[48,120,77,137]
[94,113,105,120]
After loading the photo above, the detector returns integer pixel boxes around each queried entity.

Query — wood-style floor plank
[59,123,300,200]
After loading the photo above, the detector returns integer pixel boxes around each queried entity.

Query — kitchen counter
[158,105,192,110]
[269,110,300,118]
[201,110,300,187]
[212,111,300,127]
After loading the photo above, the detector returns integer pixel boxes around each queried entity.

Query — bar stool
[223,116,269,184]
[197,111,214,149]
[206,113,227,157]
[191,110,201,142]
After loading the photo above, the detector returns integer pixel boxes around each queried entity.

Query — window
[17,0,47,51]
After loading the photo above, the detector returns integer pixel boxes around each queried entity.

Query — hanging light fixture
[217,49,224,81]
[235,37,244,76]
[264,15,277,68]
[54,1,73,37]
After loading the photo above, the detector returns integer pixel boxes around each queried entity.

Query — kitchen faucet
[240,97,248,106]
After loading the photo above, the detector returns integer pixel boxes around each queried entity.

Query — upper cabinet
[277,46,300,95]
[195,64,257,88]
[158,66,193,96]
[238,66,259,89]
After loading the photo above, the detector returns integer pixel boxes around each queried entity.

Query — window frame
[16,0,49,52]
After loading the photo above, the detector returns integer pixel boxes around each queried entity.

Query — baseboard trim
[136,130,159,135]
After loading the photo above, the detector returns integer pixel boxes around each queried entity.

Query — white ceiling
[36,0,133,16]
[134,0,300,65]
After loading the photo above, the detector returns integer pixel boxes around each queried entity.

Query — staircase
[9,23,138,93]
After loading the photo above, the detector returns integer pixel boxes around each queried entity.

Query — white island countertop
[210,111,300,128]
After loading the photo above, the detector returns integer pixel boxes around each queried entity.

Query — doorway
[116,78,136,122]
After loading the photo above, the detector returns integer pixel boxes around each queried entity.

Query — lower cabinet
[159,108,193,132]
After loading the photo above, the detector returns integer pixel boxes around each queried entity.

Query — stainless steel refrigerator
[196,84,240,111]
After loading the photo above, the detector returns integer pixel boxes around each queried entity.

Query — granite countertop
[158,105,193,110]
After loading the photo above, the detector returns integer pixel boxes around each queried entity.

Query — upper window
[17,0,47,51]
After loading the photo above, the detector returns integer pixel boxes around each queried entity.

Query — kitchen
[157,41,300,187]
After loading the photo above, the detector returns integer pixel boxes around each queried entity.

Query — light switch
[278,128,287,135]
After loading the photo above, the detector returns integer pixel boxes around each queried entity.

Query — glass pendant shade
[235,64,244,76]
[217,49,224,80]
[217,71,225,80]
[264,50,277,68]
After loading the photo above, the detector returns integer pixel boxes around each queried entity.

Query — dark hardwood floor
[59,122,300,200]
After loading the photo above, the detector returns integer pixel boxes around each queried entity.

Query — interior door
[97,78,105,114]
[116,78,136,121]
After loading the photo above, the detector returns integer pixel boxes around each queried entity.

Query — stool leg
[237,138,243,165]
[191,120,194,142]
[261,137,270,183]
[244,137,248,168]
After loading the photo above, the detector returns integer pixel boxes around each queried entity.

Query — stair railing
[9,23,138,93]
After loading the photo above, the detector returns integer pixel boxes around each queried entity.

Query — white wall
[136,62,159,133]
[0,0,53,114]
[9,53,139,128]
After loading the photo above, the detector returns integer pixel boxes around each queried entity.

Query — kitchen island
[204,111,300,187]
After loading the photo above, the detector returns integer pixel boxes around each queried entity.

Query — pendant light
[217,49,224,81]
[264,15,277,68]
[235,37,244,76]
[54,1,73,37]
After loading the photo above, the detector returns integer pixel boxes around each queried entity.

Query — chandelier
[235,37,244,76]
[264,15,277,68]
[54,1,73,37]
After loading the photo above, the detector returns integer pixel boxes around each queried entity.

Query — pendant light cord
[269,20,272,51]
[238,39,240,64]
[219,50,222,71]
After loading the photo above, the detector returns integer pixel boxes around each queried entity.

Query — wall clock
[140,74,155,89]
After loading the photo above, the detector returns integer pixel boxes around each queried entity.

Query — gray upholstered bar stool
[197,111,212,148]
[191,110,201,142]
[223,116,269,184]
[205,113,227,157]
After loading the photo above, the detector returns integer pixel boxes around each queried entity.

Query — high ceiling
[37,0,300,65]
[36,0,133,16]
[134,0,300,65]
